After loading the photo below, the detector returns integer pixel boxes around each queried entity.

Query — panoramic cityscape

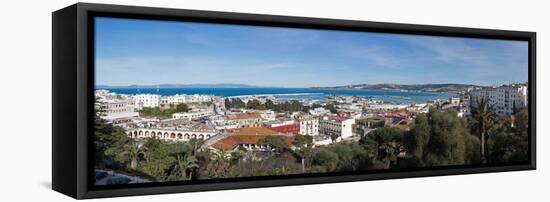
[93,17,529,185]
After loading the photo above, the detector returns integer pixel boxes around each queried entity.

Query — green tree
[490,108,528,163]
[119,140,147,170]
[139,107,172,119]
[140,137,175,181]
[264,99,275,110]
[463,134,481,164]
[406,109,471,166]
[139,103,192,119]
[514,107,529,137]
[324,104,338,114]
[171,153,199,180]
[231,98,246,109]
[292,134,313,173]
[141,137,163,162]
[312,148,339,172]
[331,143,369,171]
[246,99,265,109]
[403,113,430,166]
[175,103,191,112]
[94,98,116,166]
[358,135,379,162]
[490,134,528,163]
[268,100,305,112]
[363,127,405,167]
[472,97,495,163]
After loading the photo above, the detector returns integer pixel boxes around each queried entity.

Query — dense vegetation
[95,98,529,183]
[138,103,191,119]
[403,109,480,167]
[224,98,337,113]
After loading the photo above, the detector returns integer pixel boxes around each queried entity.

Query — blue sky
[95,17,528,88]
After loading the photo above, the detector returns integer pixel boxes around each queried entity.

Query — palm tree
[472,97,494,163]
[205,149,230,178]
[142,136,163,163]
[120,140,146,170]
[172,153,199,180]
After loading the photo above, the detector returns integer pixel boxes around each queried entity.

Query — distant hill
[96,83,265,89]
[313,83,481,92]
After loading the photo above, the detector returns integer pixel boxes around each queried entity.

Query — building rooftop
[227,112,263,120]
[213,127,293,150]
[226,127,278,136]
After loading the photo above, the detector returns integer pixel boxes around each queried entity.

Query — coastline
[97,87,455,104]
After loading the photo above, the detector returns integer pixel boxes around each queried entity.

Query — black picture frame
[52,2,536,199]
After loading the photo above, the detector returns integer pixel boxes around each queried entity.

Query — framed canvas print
[52,3,536,199]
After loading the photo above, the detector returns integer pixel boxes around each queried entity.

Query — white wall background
[0,0,547,201]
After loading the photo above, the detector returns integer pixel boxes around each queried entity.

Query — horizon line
[95,81,528,88]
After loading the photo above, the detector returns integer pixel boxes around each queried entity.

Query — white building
[162,94,213,105]
[223,112,263,128]
[309,107,331,116]
[319,116,355,142]
[244,109,276,121]
[470,84,528,116]
[126,128,218,142]
[459,94,471,116]
[450,96,461,105]
[100,99,139,123]
[298,115,319,136]
[259,110,276,121]
[172,110,212,120]
[365,104,408,110]
[406,103,430,114]
[263,119,296,128]
[133,94,160,109]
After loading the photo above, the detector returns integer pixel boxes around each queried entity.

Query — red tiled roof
[213,127,293,150]
[226,127,278,136]
[267,123,300,134]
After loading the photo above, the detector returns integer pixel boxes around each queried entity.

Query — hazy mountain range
[97,83,481,92]
[312,83,481,92]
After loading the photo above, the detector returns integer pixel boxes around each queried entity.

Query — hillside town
[97,82,527,154]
